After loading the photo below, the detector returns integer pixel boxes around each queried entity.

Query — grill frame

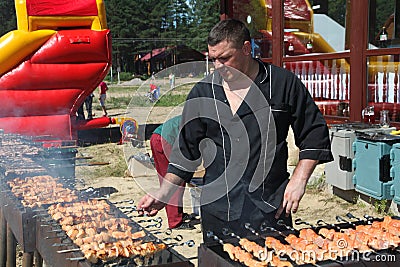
[198,221,400,267]
[35,212,194,267]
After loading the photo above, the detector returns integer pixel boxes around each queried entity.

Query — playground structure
[223,0,400,125]
[0,0,113,140]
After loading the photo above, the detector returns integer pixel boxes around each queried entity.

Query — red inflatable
[0,0,112,140]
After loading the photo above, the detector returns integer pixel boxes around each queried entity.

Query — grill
[0,131,194,267]
[35,200,192,267]
[198,217,400,267]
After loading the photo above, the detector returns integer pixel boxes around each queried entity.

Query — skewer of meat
[221,228,293,266]
[207,231,282,267]
[245,223,310,265]
[47,199,167,263]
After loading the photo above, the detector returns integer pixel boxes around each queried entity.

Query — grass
[91,82,195,110]
[91,155,126,177]
[93,96,133,111]
[306,173,326,190]
[76,144,127,178]
[154,94,188,106]
[108,85,140,93]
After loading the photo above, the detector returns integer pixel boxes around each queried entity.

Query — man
[99,81,108,116]
[85,93,94,120]
[138,19,333,243]
[150,115,194,230]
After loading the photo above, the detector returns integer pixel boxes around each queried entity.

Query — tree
[0,0,16,36]
[0,0,220,74]
[189,0,220,51]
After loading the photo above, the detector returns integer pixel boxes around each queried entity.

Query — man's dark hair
[207,19,251,49]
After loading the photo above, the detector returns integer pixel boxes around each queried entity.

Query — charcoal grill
[0,132,193,267]
[198,217,400,267]
[35,199,193,267]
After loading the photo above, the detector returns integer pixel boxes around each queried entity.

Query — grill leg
[0,209,7,267]
[22,252,33,267]
[34,250,43,267]
[6,226,16,267]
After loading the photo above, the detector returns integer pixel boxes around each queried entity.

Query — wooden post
[0,209,7,267]
[219,0,233,20]
[34,251,43,267]
[6,227,16,267]
[22,253,33,267]
[349,0,369,122]
[272,0,284,67]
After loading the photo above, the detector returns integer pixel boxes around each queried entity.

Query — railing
[278,50,400,126]
[366,48,400,124]
[281,52,351,124]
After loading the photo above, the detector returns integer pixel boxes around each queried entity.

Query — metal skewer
[137,217,163,224]
[316,219,341,231]
[112,200,135,205]
[346,212,362,222]
[258,223,288,238]
[66,256,85,261]
[336,215,357,227]
[57,248,81,254]
[277,220,297,232]
[52,241,73,247]
[206,231,224,245]
[294,218,315,228]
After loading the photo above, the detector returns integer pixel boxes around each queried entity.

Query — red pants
[150,133,186,228]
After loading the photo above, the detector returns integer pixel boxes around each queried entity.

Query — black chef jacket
[168,60,333,221]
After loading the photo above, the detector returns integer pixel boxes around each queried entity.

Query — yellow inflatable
[0,30,55,76]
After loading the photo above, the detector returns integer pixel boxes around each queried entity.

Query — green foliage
[93,96,132,111]
[118,72,134,81]
[372,199,389,214]
[306,173,326,190]
[0,0,16,36]
[105,0,220,73]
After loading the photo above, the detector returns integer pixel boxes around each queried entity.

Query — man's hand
[137,193,166,216]
[137,172,185,216]
[275,178,307,218]
[275,159,318,219]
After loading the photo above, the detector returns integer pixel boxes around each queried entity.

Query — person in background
[76,93,94,120]
[99,81,108,116]
[76,104,85,120]
[150,115,195,230]
[85,93,94,120]
[138,19,333,243]
[149,83,160,102]
[169,73,175,89]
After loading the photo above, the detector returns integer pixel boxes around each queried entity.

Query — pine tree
[0,0,16,36]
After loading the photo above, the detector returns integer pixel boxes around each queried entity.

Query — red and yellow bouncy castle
[0,0,112,139]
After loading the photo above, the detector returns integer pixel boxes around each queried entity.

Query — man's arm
[275,159,319,218]
[137,172,185,216]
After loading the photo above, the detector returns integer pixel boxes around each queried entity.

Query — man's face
[208,40,247,82]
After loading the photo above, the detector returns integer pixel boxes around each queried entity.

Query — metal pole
[205,52,209,76]
[110,66,113,84]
